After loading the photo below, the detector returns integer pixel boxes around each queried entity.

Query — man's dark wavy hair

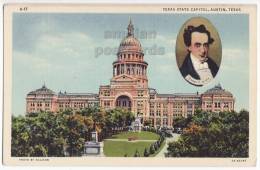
[183,24,214,47]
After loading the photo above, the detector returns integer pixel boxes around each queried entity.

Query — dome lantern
[127,18,134,37]
[118,19,143,54]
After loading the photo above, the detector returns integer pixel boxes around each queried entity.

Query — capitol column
[129,64,131,75]
[124,63,126,74]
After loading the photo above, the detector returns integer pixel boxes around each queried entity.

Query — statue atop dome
[127,18,134,37]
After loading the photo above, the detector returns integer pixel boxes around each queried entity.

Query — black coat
[179,53,219,80]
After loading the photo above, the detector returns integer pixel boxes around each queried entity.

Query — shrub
[154,142,159,151]
[149,144,155,154]
[134,149,140,157]
[157,141,160,147]
[157,140,161,147]
[144,148,149,157]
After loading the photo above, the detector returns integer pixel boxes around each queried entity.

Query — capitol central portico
[26,19,235,128]
[99,19,150,118]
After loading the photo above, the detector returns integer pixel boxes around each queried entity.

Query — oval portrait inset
[176,17,222,86]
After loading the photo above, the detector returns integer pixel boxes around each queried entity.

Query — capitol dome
[118,19,143,54]
[204,84,232,96]
[28,84,56,96]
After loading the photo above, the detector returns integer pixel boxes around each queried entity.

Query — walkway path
[156,133,180,157]
[104,139,157,142]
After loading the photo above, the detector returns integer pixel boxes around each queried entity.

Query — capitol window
[137,101,143,107]
[150,110,154,116]
[156,110,161,116]
[104,90,110,96]
[224,102,229,108]
[138,91,143,97]
[104,101,110,107]
[214,102,221,108]
[163,118,168,125]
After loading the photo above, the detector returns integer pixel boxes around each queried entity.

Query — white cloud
[13,30,102,73]
[139,34,179,77]
[36,31,93,58]
[156,64,175,74]
[220,48,248,73]
[142,34,176,50]
[33,16,57,34]
[222,48,247,61]
[13,51,52,71]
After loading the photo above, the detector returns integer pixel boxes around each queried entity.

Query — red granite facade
[26,20,235,128]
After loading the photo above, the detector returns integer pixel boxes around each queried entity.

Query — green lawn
[103,131,165,157]
[103,140,154,157]
[111,131,160,140]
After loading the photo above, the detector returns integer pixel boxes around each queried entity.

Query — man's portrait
[176,17,222,86]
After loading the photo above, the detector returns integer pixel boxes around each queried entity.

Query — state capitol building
[26,20,235,128]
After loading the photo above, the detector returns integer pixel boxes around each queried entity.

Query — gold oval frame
[175,17,222,85]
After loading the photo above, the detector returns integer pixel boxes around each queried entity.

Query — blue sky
[12,13,249,115]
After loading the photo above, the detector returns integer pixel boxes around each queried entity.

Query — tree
[143,119,152,127]
[78,107,107,141]
[104,108,135,136]
[172,116,192,129]
[12,111,92,157]
[65,114,88,156]
[12,111,68,157]
[11,115,31,156]
[167,110,249,157]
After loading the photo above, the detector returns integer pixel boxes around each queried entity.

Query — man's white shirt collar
[190,53,209,70]
[185,53,214,85]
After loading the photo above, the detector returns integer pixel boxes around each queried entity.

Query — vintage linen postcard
[3,3,257,166]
